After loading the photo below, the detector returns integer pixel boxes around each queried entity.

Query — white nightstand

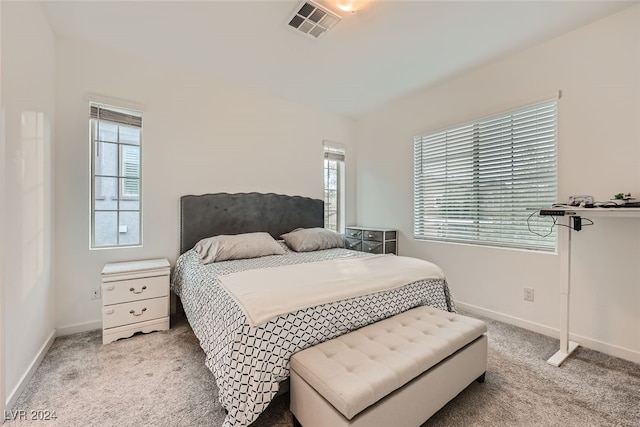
[101,258,170,344]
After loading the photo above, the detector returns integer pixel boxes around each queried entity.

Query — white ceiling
[40,0,637,118]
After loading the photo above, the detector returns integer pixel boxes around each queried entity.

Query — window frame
[90,102,143,249]
[413,98,558,252]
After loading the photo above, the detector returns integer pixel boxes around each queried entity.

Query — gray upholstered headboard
[180,192,324,254]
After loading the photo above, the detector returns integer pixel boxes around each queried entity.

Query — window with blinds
[414,99,557,251]
[90,103,143,249]
[324,143,345,232]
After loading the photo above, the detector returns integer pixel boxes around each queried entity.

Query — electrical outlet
[524,287,534,302]
[91,287,101,300]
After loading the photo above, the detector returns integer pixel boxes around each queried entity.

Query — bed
[171,192,456,427]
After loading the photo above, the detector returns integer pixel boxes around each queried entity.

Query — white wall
[1,1,56,405]
[54,40,357,332]
[356,5,640,362]
[0,0,4,416]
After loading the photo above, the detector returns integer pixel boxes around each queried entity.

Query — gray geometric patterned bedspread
[171,246,456,427]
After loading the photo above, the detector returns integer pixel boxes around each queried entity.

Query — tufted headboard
[179,192,324,254]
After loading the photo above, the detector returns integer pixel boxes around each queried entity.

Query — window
[323,142,345,232]
[90,103,143,248]
[414,99,557,251]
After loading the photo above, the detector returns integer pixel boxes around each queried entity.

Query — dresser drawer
[385,241,397,254]
[102,275,168,305]
[363,230,384,242]
[102,296,169,329]
[384,231,397,241]
[345,238,362,251]
[362,240,383,254]
[345,228,363,239]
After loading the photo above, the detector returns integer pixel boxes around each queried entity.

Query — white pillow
[194,232,285,264]
[280,227,345,252]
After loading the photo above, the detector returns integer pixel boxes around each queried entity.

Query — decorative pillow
[194,232,285,264]
[280,227,345,252]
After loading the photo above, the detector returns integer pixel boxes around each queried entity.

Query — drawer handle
[350,232,359,236]
[129,285,147,294]
[105,308,114,315]
[367,234,375,239]
[129,308,147,316]
[105,285,114,291]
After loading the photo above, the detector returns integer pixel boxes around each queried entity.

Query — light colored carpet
[6,312,640,427]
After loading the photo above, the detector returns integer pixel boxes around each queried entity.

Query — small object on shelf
[610,193,636,206]
[344,226,397,254]
[540,209,567,216]
[568,195,593,206]
[101,258,170,344]
[613,192,632,200]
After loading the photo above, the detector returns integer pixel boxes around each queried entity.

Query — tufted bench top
[289,306,487,420]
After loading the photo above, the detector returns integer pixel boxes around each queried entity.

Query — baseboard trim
[56,320,101,336]
[455,302,558,337]
[6,321,103,410]
[570,334,640,365]
[456,301,640,364]
[6,329,56,410]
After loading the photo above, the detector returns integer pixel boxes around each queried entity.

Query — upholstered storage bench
[289,306,487,427]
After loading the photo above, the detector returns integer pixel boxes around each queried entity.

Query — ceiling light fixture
[332,0,370,13]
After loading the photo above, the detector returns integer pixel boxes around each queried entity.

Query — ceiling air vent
[288,1,341,39]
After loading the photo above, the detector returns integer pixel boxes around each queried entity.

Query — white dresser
[101,258,170,344]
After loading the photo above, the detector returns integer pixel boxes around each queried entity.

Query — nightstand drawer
[102,275,168,306]
[345,228,363,239]
[102,296,169,329]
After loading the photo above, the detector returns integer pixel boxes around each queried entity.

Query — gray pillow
[280,227,345,252]
[194,232,285,264]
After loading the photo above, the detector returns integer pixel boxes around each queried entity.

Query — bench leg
[476,372,486,383]
[292,415,303,427]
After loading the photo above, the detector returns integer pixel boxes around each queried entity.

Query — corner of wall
[5,330,56,411]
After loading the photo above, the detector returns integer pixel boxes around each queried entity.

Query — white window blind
[414,99,557,251]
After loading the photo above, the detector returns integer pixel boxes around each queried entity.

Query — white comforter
[219,254,445,326]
